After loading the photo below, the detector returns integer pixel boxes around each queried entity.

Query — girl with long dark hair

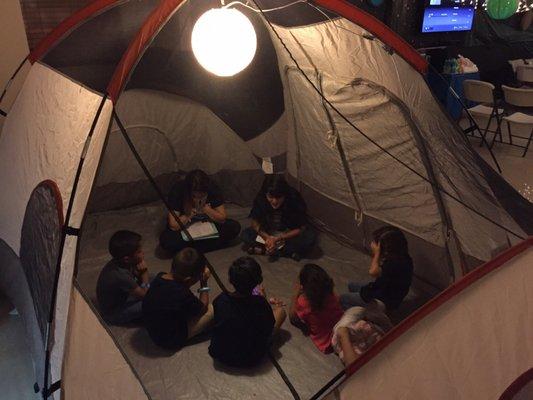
[159,169,241,254]
[340,226,413,310]
[289,264,343,353]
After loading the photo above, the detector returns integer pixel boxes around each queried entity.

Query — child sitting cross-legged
[96,230,149,325]
[289,264,344,353]
[209,256,286,368]
[142,247,213,350]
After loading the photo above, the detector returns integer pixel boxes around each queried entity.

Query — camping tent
[0,0,531,398]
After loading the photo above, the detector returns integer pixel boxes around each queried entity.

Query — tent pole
[112,109,302,399]
[256,5,524,241]
[111,110,228,292]
[317,73,364,217]
[0,56,28,105]
[351,78,467,281]
[42,95,108,399]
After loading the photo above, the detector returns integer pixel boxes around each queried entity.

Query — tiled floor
[0,295,39,400]
[462,117,533,202]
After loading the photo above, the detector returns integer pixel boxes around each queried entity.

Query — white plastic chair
[502,85,533,157]
[462,79,504,146]
[516,65,533,87]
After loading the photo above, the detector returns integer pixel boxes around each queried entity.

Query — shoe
[290,252,301,262]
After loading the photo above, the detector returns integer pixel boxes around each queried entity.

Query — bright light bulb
[192,8,257,77]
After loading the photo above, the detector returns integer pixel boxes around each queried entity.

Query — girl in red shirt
[289,264,343,353]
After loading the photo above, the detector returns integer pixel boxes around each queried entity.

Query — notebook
[182,221,219,241]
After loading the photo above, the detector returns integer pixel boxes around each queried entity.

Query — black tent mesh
[20,184,62,341]
[125,0,284,141]
[42,0,159,93]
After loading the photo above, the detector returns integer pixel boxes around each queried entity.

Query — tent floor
[77,203,430,400]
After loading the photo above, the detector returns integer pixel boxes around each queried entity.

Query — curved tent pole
[317,72,365,219]
[28,0,124,64]
[253,0,525,242]
[351,78,467,279]
[111,109,301,399]
[106,0,428,103]
[311,236,533,399]
[311,0,428,74]
[106,0,187,103]
[42,95,109,399]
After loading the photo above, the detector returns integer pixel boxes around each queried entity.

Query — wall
[19,0,91,50]
[0,0,30,132]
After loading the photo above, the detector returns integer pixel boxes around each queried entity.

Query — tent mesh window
[20,182,62,341]
[42,0,159,93]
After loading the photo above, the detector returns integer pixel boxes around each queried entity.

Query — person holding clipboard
[159,170,241,254]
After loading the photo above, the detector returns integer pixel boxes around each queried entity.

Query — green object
[487,0,519,20]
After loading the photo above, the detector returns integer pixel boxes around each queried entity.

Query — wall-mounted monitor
[421,0,475,33]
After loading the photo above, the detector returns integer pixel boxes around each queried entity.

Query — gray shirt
[96,260,139,316]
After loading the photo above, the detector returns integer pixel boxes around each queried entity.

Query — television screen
[421,6,474,33]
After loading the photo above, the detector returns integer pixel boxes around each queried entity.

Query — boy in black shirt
[241,175,316,261]
[96,230,150,325]
[209,257,286,367]
[143,248,213,349]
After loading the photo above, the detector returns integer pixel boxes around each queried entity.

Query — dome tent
[0,0,531,399]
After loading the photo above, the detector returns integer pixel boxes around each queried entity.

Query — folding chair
[462,80,504,147]
[501,85,533,157]
[516,65,533,88]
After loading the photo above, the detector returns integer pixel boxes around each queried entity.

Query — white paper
[186,222,218,239]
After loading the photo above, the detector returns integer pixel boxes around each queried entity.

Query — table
[427,71,480,120]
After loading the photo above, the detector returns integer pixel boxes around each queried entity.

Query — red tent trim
[499,368,533,400]
[28,0,122,64]
[106,0,186,102]
[313,0,428,74]
[106,0,428,103]
[36,180,64,227]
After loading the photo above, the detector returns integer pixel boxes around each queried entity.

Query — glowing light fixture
[191,8,257,77]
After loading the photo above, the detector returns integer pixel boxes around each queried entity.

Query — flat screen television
[421,1,474,33]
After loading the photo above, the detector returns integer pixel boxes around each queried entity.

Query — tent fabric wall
[323,239,533,400]
[61,285,149,400]
[0,62,113,385]
[1,1,531,397]
[268,17,526,262]
[103,89,260,187]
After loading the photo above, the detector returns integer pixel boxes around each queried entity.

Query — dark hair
[264,174,290,198]
[299,264,334,311]
[171,247,206,281]
[229,256,263,295]
[185,169,210,195]
[372,226,409,262]
[108,230,142,260]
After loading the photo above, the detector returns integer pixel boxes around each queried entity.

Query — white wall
[0,0,30,131]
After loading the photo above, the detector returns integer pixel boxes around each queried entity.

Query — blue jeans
[339,282,369,310]
[104,298,143,325]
